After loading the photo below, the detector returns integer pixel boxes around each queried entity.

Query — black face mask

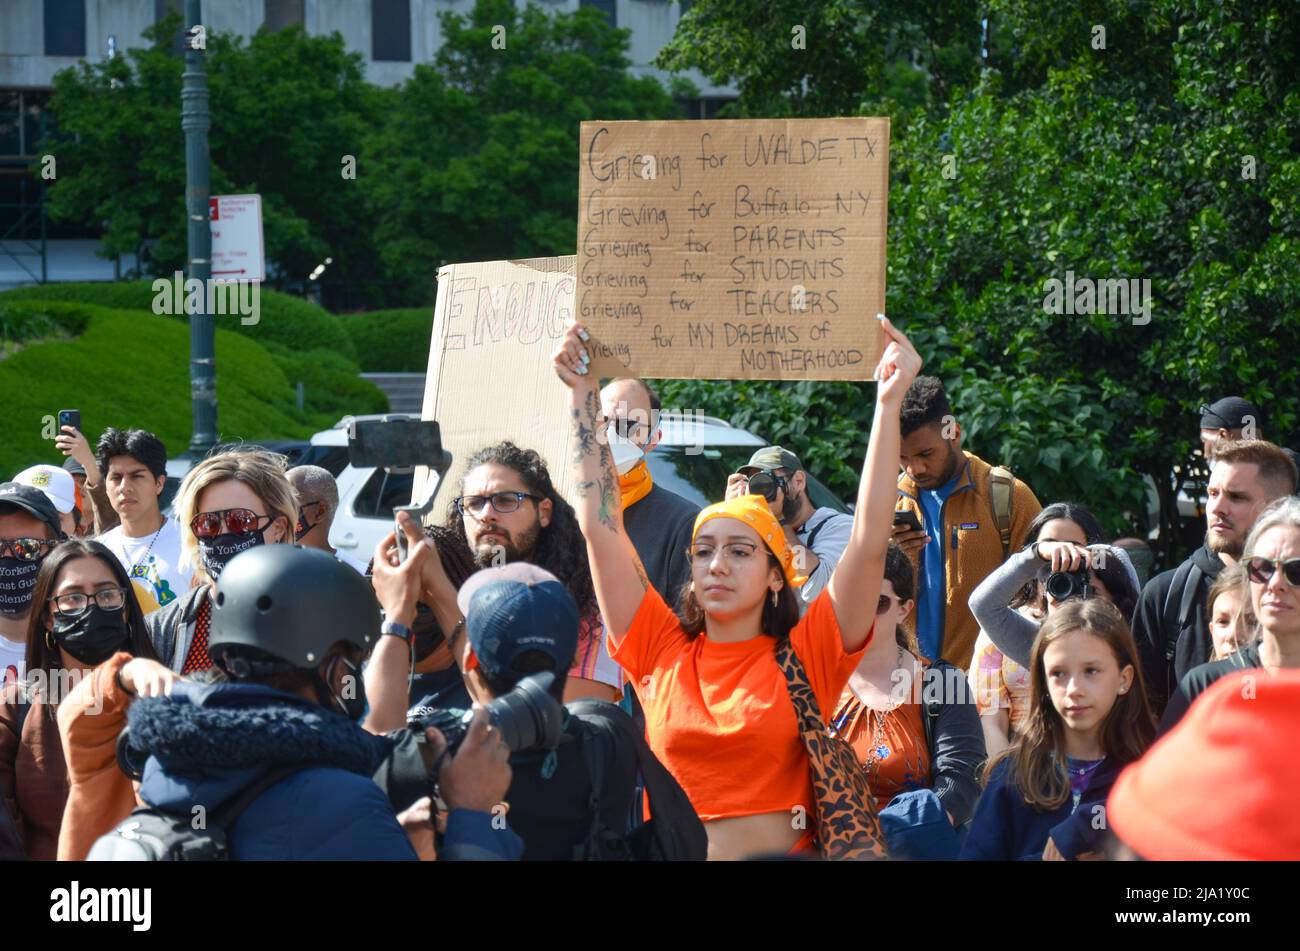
[198,530,266,581]
[316,656,366,722]
[0,556,42,617]
[52,605,130,665]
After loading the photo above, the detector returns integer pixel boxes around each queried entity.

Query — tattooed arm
[553,321,654,636]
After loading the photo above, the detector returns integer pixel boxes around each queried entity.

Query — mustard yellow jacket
[896,451,1041,670]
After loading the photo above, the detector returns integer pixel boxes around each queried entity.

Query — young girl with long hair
[960,598,1155,861]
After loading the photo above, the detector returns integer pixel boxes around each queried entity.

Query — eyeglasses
[687,541,760,564]
[877,593,897,615]
[298,500,326,521]
[0,537,54,562]
[744,471,788,502]
[189,508,274,538]
[49,586,127,617]
[453,492,542,517]
[1246,556,1300,587]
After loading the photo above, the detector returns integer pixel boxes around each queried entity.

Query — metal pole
[182,0,216,457]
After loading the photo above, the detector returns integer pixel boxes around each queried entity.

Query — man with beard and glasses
[725,446,851,614]
[286,465,368,574]
[894,376,1041,670]
[0,484,65,686]
[1132,439,1297,715]
[442,442,620,703]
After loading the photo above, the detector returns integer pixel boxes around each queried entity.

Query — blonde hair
[176,449,297,583]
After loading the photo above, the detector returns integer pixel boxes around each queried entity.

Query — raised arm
[968,547,1045,669]
[825,317,923,651]
[552,322,653,637]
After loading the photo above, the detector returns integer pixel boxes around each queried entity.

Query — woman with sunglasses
[0,539,170,859]
[1160,495,1300,732]
[553,316,920,860]
[146,450,297,674]
[831,542,984,858]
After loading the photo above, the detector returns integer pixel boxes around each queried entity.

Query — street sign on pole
[209,194,265,282]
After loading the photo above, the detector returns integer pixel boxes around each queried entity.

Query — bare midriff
[704,811,803,861]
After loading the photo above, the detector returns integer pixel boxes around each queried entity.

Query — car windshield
[645,446,849,513]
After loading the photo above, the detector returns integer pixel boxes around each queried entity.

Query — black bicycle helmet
[208,544,379,677]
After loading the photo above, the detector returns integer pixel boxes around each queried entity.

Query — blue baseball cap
[456,563,578,682]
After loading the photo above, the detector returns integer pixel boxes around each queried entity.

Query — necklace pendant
[873,744,890,760]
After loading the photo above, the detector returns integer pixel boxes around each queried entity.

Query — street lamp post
[182,0,216,458]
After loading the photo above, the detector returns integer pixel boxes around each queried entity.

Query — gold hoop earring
[46,629,56,652]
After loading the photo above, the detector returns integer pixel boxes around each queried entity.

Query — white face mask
[607,428,645,476]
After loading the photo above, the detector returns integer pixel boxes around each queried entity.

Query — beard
[780,488,802,524]
[472,521,540,567]
[1205,523,1245,559]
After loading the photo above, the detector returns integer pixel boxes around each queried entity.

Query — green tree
[360,0,682,304]
[41,15,387,301]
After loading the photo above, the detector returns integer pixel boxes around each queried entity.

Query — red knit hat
[1108,668,1300,860]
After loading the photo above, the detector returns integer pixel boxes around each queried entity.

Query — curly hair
[445,442,597,618]
[900,376,952,439]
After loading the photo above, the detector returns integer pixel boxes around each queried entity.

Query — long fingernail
[578,365,589,375]
[876,313,886,322]
[580,350,590,364]
[577,327,590,341]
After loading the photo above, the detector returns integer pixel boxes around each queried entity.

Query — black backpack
[86,763,311,861]
[566,699,707,861]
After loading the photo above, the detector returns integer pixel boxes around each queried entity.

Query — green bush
[1,280,357,362]
[0,299,92,354]
[0,304,375,476]
[339,308,434,372]
[261,341,388,417]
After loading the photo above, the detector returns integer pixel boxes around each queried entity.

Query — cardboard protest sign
[415,256,579,513]
[577,117,889,381]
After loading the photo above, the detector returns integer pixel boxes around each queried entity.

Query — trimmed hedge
[0,300,386,476]
[1,280,358,362]
[340,308,434,372]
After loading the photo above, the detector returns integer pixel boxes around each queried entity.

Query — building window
[264,0,305,32]
[44,0,87,57]
[372,0,411,62]
[580,0,617,29]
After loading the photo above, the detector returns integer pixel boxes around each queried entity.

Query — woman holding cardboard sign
[552,315,919,860]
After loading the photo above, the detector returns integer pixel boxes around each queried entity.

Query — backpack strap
[208,762,318,830]
[803,511,837,551]
[987,467,1015,560]
[575,725,607,861]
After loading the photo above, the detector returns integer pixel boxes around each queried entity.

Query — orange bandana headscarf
[618,459,653,510]
[692,495,809,589]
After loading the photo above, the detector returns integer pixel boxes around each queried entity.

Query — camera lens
[482,672,564,753]
[1045,570,1086,602]
[746,472,778,501]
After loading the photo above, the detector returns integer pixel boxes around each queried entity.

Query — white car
[315,412,850,567]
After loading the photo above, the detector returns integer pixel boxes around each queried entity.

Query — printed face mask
[51,605,130,665]
[607,429,645,476]
[198,530,265,581]
[0,557,43,617]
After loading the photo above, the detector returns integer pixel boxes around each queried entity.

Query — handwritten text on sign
[576,118,889,381]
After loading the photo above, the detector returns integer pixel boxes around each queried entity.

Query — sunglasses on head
[1246,556,1300,587]
[0,537,54,562]
[745,471,788,502]
[189,508,273,539]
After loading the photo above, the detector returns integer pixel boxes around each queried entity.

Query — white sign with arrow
[209,193,265,282]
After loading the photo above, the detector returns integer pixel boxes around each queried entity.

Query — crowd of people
[1,317,1297,861]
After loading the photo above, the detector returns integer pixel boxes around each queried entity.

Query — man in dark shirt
[1131,439,1296,713]
[598,377,699,606]
[455,562,639,860]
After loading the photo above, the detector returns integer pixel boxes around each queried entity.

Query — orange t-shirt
[609,585,869,821]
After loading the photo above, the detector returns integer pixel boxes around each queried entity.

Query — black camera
[1045,567,1091,602]
[745,471,786,502]
[411,672,564,771]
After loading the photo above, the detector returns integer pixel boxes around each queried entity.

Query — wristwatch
[380,618,412,643]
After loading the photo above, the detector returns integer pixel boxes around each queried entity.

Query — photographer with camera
[85,543,519,861]
[725,447,853,611]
